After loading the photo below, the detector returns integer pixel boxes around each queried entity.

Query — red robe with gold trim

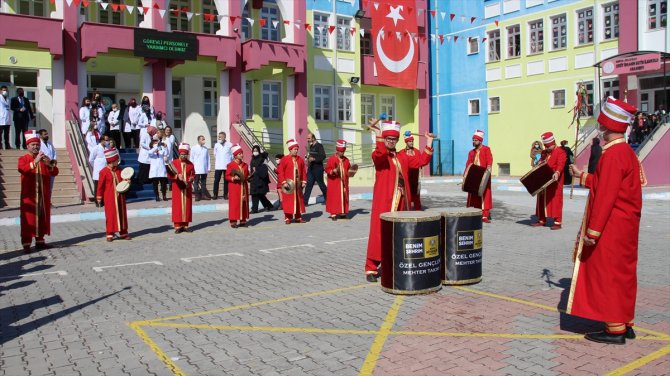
[226,160,250,222]
[325,154,351,216]
[465,145,493,218]
[167,159,195,226]
[398,147,423,210]
[535,146,567,224]
[365,140,433,273]
[277,155,306,217]
[567,139,643,323]
[18,154,59,244]
[96,166,128,236]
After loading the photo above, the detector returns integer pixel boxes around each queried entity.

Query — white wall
[182,76,210,146]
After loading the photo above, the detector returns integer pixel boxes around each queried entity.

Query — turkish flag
[371,0,418,89]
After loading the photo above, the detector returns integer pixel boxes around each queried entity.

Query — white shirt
[137,128,151,164]
[148,145,167,178]
[79,106,91,134]
[88,144,107,180]
[40,140,57,160]
[190,144,210,174]
[138,112,150,129]
[127,106,142,130]
[0,94,10,125]
[92,116,105,135]
[107,109,121,131]
[164,135,175,162]
[85,131,99,154]
[122,108,132,132]
[214,140,233,170]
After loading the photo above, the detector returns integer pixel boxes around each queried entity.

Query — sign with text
[134,29,198,61]
[602,53,662,75]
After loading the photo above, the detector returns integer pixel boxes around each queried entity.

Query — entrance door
[640,91,653,113]
[172,79,184,141]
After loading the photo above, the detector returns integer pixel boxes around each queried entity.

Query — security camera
[233,27,239,33]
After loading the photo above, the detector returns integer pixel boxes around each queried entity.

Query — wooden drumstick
[406,131,439,139]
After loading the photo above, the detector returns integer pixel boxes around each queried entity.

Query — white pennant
[440,12,446,20]
[186,12,193,21]
[413,36,418,43]
[66,0,73,6]
[316,26,322,33]
[430,34,435,41]
[461,16,466,22]
[272,20,279,28]
[158,9,166,18]
[447,36,452,41]
[295,23,300,29]
[395,31,401,40]
[101,2,108,10]
[359,28,365,37]
[417,8,424,15]
[373,2,379,10]
[217,15,224,23]
[126,5,134,14]
[246,17,254,26]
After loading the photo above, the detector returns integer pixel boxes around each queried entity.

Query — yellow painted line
[605,344,670,376]
[128,322,186,376]
[145,322,378,335]
[147,283,373,323]
[634,326,670,339]
[359,295,404,376]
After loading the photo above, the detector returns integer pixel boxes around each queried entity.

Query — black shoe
[330,215,337,221]
[162,194,167,201]
[626,326,636,339]
[175,228,183,234]
[223,195,228,200]
[35,243,53,250]
[213,195,218,200]
[366,274,378,283]
[183,227,192,233]
[155,196,161,202]
[584,330,626,345]
[251,209,259,214]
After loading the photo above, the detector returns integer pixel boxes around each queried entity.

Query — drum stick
[407,131,439,139]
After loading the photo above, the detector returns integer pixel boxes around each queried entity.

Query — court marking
[128,322,186,376]
[604,344,670,376]
[180,253,244,263]
[257,244,314,254]
[92,261,163,272]
[324,237,368,245]
[0,270,68,279]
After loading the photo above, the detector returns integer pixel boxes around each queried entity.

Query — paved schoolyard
[1,181,668,375]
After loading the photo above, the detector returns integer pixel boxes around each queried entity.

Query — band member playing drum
[167,143,195,234]
[365,119,434,282]
[465,130,493,223]
[325,139,352,220]
[18,130,59,253]
[398,132,424,211]
[277,139,307,224]
[226,145,250,228]
[532,132,567,230]
[96,148,131,242]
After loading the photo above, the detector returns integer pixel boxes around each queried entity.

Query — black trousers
[193,174,208,196]
[0,125,10,148]
[14,121,29,149]
[110,130,122,150]
[152,177,167,197]
[138,163,151,185]
[132,129,140,149]
[213,169,229,198]
[251,194,273,211]
[122,131,133,149]
[303,164,327,204]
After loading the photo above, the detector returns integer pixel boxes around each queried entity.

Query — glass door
[172,79,183,141]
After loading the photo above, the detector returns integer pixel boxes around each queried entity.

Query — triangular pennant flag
[350,27,356,36]
[446,36,451,42]
[373,2,379,10]
[283,20,290,25]
[142,7,149,15]
[494,20,499,27]
[111,3,118,11]
[454,36,459,42]
[417,8,424,15]
[126,5,134,14]
[259,19,266,27]
[295,23,301,30]
[413,36,418,43]
[471,17,476,24]
[271,20,279,28]
[430,34,435,42]
[82,0,90,7]
[461,16,466,22]
[439,35,444,44]
[158,9,166,18]
[181,7,188,12]
[65,0,73,6]
[440,12,446,20]
[430,10,436,17]
[450,13,455,21]
[328,25,336,34]
[49,0,55,4]
[304,23,311,30]
[119,4,126,11]
[359,28,365,37]
[482,37,487,43]
[186,12,193,21]
[230,16,237,24]
[153,3,159,9]
[247,18,255,26]
[171,9,179,16]
[395,31,402,40]
[101,2,108,10]
[73,0,81,6]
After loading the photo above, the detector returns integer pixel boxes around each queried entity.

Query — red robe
[96,166,128,236]
[18,154,59,245]
[325,154,351,216]
[167,159,195,226]
[277,155,306,217]
[567,139,643,323]
[536,146,567,224]
[365,140,432,273]
[465,145,493,218]
[226,160,250,222]
[397,147,423,210]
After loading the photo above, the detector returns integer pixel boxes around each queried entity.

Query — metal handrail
[635,122,668,155]
[68,109,94,199]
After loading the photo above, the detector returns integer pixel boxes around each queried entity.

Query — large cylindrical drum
[380,211,442,295]
[441,208,483,285]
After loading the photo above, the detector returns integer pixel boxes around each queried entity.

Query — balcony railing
[241,39,305,73]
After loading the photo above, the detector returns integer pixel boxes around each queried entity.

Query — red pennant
[439,35,444,44]
[181,7,188,12]
[142,7,149,15]
[430,10,436,17]
[454,36,459,42]
[283,20,290,25]
[305,23,312,30]
[328,25,336,34]
[259,19,266,27]
[119,4,126,11]
[407,7,413,15]
[73,0,81,6]
[111,3,119,12]
[82,0,89,7]
[49,0,55,4]
[171,9,179,16]
[229,16,237,24]
[494,20,499,27]
[350,27,356,36]
[153,3,159,9]
[482,37,487,43]
[471,17,476,23]
[450,14,455,21]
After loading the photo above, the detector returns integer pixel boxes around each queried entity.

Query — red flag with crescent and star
[371,0,418,89]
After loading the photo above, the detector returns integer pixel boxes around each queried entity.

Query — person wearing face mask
[89,135,111,207]
[79,97,92,135]
[10,88,35,150]
[531,132,567,230]
[39,129,57,196]
[249,145,273,213]
[190,135,211,201]
[465,130,493,223]
[530,140,543,166]
[108,103,122,149]
[84,123,101,155]
[90,107,105,136]
[92,92,105,120]
[213,132,233,200]
[0,85,11,149]
[140,96,154,118]
[127,98,142,148]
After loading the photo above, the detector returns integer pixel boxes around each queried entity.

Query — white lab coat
[85,131,99,154]
[40,140,57,161]
[190,144,210,174]
[137,128,151,164]
[127,106,142,130]
[164,135,175,162]
[0,94,10,125]
[148,145,167,178]
[88,144,108,181]
[107,109,121,131]
[79,106,91,134]
[214,141,233,170]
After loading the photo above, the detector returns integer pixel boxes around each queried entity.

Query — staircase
[0,148,82,208]
[117,148,162,203]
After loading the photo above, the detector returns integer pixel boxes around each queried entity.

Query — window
[552,89,566,107]
[602,78,620,100]
[135,0,144,27]
[528,19,544,54]
[468,37,479,55]
[469,99,481,115]
[551,14,567,49]
[487,29,501,62]
[361,32,373,55]
[506,25,521,58]
[89,75,116,89]
[261,4,280,41]
[170,0,190,32]
[337,17,352,51]
[245,80,253,119]
[648,0,667,30]
[577,8,594,45]
[313,13,330,48]
[202,0,219,35]
[337,87,353,122]
[203,79,218,117]
[314,86,332,121]
[17,0,46,17]
[99,0,123,25]
[380,95,395,120]
[242,6,251,40]
[578,82,594,117]
[489,97,500,113]
[262,81,282,120]
[603,3,619,40]
[361,94,375,126]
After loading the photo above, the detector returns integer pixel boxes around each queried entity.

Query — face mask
[534,145,540,149]
[43,136,49,142]
[252,151,259,157]
[1,91,7,97]
[275,159,280,164]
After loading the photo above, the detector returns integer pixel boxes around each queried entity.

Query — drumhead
[380,211,441,222]
[121,167,134,180]
[440,207,482,218]
[116,180,130,193]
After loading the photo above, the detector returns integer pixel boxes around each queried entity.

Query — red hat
[404,134,414,142]
[25,130,40,145]
[381,121,401,138]
[472,129,484,142]
[598,96,637,132]
[285,139,299,151]
[178,143,190,154]
[104,148,119,163]
[335,139,347,152]
[147,126,158,137]
[541,132,555,147]
[232,144,243,156]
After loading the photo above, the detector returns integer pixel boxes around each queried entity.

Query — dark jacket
[307,141,326,169]
[249,152,270,195]
[588,143,602,173]
[10,95,34,125]
[562,145,574,185]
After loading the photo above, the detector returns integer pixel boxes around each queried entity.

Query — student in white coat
[137,124,154,185]
[127,98,142,148]
[148,137,168,202]
[0,85,11,149]
[213,131,233,200]
[107,103,122,149]
[190,135,211,201]
[85,123,101,155]
[79,96,91,135]
[89,135,110,207]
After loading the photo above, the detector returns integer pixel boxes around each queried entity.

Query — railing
[635,122,668,156]
[67,109,95,200]
[231,121,279,183]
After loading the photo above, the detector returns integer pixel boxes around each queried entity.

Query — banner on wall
[601,53,662,75]
[134,29,198,61]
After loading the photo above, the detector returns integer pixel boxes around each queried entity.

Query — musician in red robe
[465,130,493,223]
[96,148,131,241]
[325,139,352,220]
[18,130,59,252]
[398,132,423,210]
[567,97,643,345]
[167,143,195,233]
[532,132,567,230]
[365,120,434,282]
[226,145,250,228]
[277,139,307,224]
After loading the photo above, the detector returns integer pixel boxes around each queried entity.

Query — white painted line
[93,261,163,272]
[324,237,368,245]
[258,244,315,254]
[0,270,68,279]
[180,253,244,263]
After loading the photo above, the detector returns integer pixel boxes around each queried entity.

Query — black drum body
[440,208,483,285]
[380,211,442,295]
